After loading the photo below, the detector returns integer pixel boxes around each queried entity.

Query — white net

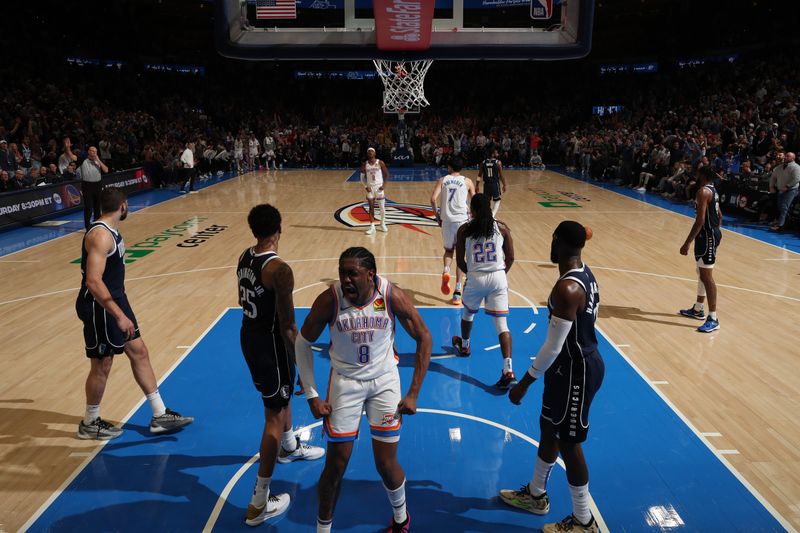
[373,59,433,114]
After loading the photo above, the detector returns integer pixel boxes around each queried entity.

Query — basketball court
[1,166,798,532]
[2,0,799,531]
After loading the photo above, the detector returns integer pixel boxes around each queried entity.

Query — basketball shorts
[541,351,604,443]
[324,365,402,443]
[442,219,467,251]
[366,182,385,200]
[76,294,140,359]
[462,270,509,316]
[694,229,721,268]
[485,181,501,201]
[240,327,295,409]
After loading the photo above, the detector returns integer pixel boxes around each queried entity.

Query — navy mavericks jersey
[79,221,126,299]
[481,158,500,184]
[702,184,721,233]
[547,264,600,359]
[237,248,282,334]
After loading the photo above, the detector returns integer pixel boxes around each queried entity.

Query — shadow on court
[397,354,505,396]
[290,224,354,233]
[599,304,691,328]
[42,451,254,532]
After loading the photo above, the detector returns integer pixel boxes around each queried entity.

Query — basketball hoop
[373,59,433,115]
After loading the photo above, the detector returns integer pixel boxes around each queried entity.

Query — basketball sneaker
[499,485,550,515]
[451,291,462,305]
[495,371,518,389]
[77,418,123,440]
[697,317,720,333]
[150,408,194,434]
[366,224,376,235]
[678,307,705,320]
[379,222,388,232]
[384,512,410,533]
[543,514,599,533]
[451,336,471,357]
[245,493,290,526]
[277,437,325,464]
[440,272,451,295]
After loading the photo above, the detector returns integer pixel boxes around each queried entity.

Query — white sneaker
[379,223,388,232]
[277,437,326,464]
[365,224,376,235]
[245,493,290,526]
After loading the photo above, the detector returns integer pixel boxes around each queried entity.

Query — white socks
[316,517,332,533]
[709,311,718,320]
[146,391,166,417]
[379,199,386,222]
[455,282,462,292]
[568,482,592,525]
[281,430,298,452]
[443,265,450,274]
[250,475,271,507]
[529,456,555,496]
[492,200,501,216]
[384,479,408,524]
[693,302,704,312]
[462,337,471,350]
[503,357,513,373]
[84,404,101,425]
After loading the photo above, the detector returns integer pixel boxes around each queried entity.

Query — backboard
[216,0,595,61]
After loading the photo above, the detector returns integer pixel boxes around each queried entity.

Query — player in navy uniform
[477,149,506,216]
[75,188,193,440]
[500,221,604,533]
[679,166,722,332]
[238,204,325,526]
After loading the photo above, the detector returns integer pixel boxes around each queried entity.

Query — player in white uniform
[430,156,475,305]
[453,193,517,389]
[360,147,390,235]
[248,134,260,171]
[263,134,277,170]
[296,247,431,533]
[234,136,244,173]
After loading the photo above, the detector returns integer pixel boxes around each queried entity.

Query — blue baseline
[0,171,239,257]
[29,307,785,532]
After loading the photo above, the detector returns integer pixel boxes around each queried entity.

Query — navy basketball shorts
[485,181,502,201]
[694,229,721,267]
[76,294,141,358]
[541,352,605,443]
[240,327,295,409]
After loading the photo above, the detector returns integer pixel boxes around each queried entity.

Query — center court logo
[334,200,438,235]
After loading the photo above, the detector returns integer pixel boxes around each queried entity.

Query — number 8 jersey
[465,222,506,273]
[329,276,397,381]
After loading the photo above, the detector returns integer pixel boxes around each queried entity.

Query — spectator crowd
[0,54,797,229]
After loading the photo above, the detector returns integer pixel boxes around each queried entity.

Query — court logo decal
[529,188,583,208]
[334,200,437,235]
[70,216,214,264]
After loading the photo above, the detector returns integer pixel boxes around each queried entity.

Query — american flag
[255,0,296,19]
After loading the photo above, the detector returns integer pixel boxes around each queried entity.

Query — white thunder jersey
[466,222,506,273]
[441,174,469,223]
[365,159,384,187]
[329,276,396,381]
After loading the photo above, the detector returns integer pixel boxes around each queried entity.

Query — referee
[80,146,109,230]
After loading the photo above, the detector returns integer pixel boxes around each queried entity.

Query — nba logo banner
[530,0,553,20]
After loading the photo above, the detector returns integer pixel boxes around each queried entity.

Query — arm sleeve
[295,332,320,400]
[360,172,367,186]
[527,316,573,379]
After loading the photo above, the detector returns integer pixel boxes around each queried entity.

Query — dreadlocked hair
[464,193,496,240]
[340,246,377,273]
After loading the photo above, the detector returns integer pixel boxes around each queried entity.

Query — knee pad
[493,315,509,334]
